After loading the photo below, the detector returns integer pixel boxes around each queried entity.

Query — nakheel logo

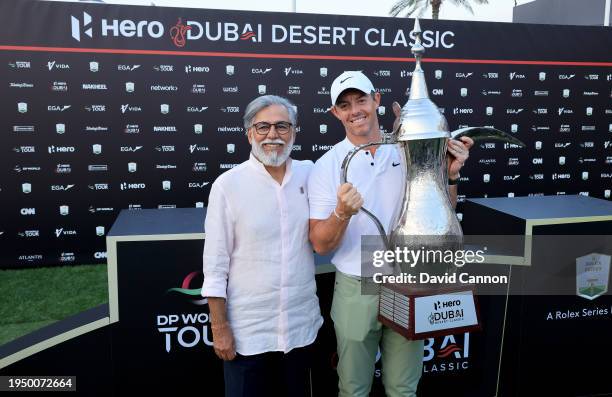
[71,12,93,42]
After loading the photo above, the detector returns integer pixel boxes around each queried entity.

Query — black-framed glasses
[250,121,293,135]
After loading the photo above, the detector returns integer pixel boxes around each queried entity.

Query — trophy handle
[451,126,526,147]
[340,140,396,250]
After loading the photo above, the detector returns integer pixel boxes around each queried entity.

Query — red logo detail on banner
[437,343,462,358]
[170,18,191,48]
[240,31,256,41]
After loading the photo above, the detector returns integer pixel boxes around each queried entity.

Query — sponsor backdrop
[1,0,611,269]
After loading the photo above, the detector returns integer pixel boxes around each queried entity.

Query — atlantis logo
[166,271,208,306]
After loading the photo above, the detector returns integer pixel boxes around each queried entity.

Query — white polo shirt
[202,154,323,355]
[308,137,405,276]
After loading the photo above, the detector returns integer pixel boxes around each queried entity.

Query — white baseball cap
[330,71,375,106]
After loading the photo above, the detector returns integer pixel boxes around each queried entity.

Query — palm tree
[389,0,489,20]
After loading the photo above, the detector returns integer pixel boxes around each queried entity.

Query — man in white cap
[307,71,472,397]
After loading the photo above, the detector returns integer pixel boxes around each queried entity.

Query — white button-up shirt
[202,154,323,356]
[308,138,405,276]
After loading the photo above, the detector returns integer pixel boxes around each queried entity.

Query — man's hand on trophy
[447,136,474,180]
[335,183,364,220]
[392,101,402,133]
[211,322,236,361]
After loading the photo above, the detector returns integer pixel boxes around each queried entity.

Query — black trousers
[223,344,312,397]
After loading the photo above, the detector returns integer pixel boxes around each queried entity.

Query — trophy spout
[451,127,526,147]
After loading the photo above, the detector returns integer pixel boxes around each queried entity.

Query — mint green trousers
[331,271,423,397]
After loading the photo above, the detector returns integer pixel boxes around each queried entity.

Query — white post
[605,0,611,26]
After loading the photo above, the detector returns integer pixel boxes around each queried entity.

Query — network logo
[166,271,208,305]
[71,12,93,42]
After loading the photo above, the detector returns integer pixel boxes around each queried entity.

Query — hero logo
[453,108,473,115]
[120,182,146,190]
[552,173,571,180]
[71,13,164,42]
[423,333,470,373]
[48,146,75,153]
[185,65,210,73]
[120,146,143,152]
[71,12,93,41]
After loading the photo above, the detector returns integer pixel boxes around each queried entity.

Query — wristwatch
[448,174,460,185]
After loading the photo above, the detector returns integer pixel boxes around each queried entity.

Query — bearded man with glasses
[202,95,323,397]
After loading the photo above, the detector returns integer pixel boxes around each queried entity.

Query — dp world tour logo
[71,12,93,42]
[166,271,207,305]
[170,18,191,47]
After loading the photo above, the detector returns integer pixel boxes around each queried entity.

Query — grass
[0,264,108,346]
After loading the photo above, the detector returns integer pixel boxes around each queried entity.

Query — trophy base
[378,283,481,340]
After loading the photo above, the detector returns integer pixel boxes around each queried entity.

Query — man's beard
[251,134,295,167]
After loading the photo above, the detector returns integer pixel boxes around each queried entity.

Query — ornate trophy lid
[396,18,450,141]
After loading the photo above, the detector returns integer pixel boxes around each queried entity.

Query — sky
[50,0,537,23]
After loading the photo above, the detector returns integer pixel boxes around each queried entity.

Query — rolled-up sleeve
[307,159,336,220]
[202,181,234,299]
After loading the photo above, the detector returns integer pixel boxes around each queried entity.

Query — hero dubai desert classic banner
[1,0,612,268]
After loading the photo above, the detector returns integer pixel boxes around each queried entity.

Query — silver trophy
[340,19,525,339]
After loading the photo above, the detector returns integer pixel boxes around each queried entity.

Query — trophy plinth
[378,283,481,340]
